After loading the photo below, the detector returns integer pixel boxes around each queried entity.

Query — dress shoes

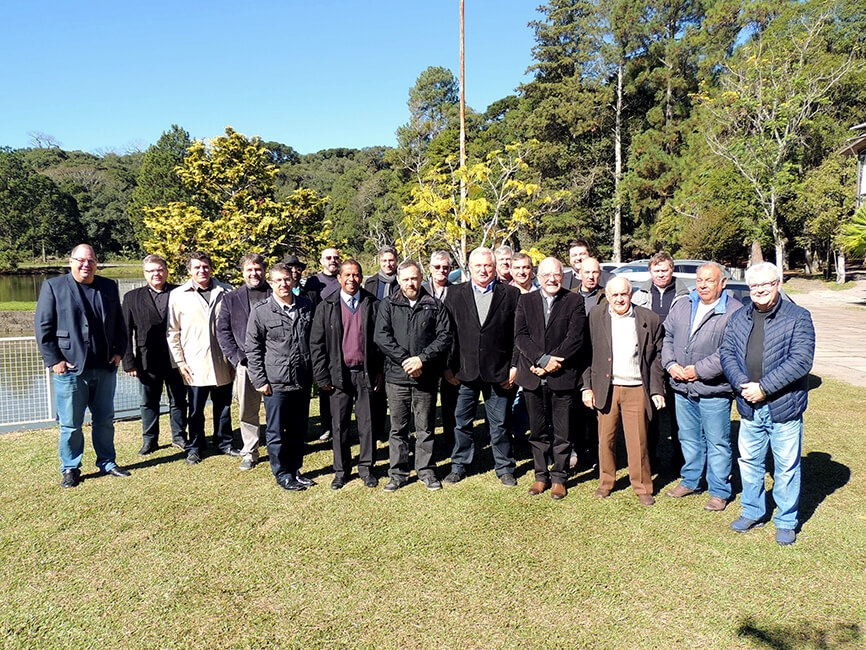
[499,473,518,487]
[639,494,656,506]
[295,473,316,487]
[528,481,549,496]
[60,469,80,489]
[362,475,379,488]
[443,471,466,485]
[138,442,158,456]
[103,466,131,478]
[666,483,700,498]
[704,496,728,512]
[383,479,406,492]
[551,483,567,500]
[279,476,307,491]
[186,452,202,465]
[594,488,611,499]
[330,476,347,490]
[171,439,187,451]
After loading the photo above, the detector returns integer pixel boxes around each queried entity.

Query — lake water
[0,274,60,302]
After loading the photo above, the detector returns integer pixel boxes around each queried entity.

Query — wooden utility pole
[459,0,467,274]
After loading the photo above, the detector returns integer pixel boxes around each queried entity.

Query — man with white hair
[443,247,521,486]
[581,275,665,505]
[720,262,814,545]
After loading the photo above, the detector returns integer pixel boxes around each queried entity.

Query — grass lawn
[1,378,864,649]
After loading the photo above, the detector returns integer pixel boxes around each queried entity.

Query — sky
[1,0,540,155]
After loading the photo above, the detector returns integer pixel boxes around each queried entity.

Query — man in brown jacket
[581,276,665,505]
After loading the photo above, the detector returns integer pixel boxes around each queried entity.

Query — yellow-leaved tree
[398,142,564,272]
[143,126,329,282]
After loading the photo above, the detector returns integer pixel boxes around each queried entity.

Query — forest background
[2,0,865,282]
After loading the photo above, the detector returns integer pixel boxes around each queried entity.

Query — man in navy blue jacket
[35,244,130,488]
[720,262,815,546]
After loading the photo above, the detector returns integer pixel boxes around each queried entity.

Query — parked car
[611,260,651,284]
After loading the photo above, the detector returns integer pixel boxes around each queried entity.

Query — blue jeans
[386,383,437,481]
[54,367,118,473]
[738,404,803,530]
[452,380,515,476]
[674,393,733,499]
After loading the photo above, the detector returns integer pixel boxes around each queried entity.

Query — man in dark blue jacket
[720,262,815,546]
[35,244,130,488]
[662,263,742,512]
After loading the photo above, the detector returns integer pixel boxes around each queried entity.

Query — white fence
[0,336,151,433]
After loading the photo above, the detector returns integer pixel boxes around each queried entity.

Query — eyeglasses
[144,267,166,274]
[539,273,563,280]
[431,265,450,270]
[72,257,97,266]
[748,280,779,291]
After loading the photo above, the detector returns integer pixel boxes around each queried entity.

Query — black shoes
[331,476,347,490]
[499,473,518,487]
[279,475,307,491]
[171,439,187,451]
[362,474,379,488]
[443,471,466,485]
[103,466,131,478]
[383,479,406,492]
[60,469,80,489]
[295,473,316,487]
[186,453,202,465]
[138,442,158,455]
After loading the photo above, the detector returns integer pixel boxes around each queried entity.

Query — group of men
[35,241,815,545]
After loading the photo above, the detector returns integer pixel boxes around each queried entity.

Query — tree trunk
[836,251,846,284]
[803,247,814,275]
[750,241,763,267]
[612,62,623,263]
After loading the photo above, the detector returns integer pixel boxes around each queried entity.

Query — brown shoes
[666,483,699,498]
[704,496,728,512]
[639,494,656,506]
[528,481,549,496]
[594,488,611,499]
[551,483,567,500]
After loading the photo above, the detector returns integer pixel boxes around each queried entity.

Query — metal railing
[0,336,152,433]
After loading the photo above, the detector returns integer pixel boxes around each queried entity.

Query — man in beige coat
[167,251,236,464]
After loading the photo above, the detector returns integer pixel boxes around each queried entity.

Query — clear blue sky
[1,1,540,155]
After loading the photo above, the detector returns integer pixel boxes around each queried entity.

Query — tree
[694,3,858,268]
[399,143,563,271]
[142,127,330,281]
[127,125,195,245]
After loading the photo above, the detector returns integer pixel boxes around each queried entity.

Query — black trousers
[264,389,310,483]
[137,367,187,448]
[329,370,375,480]
[188,384,232,456]
[524,384,574,485]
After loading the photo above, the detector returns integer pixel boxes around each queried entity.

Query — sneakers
[318,430,332,442]
[499,473,518,487]
[186,452,202,465]
[776,528,797,546]
[666,483,700,498]
[730,516,766,533]
[421,475,442,491]
[443,471,466,485]
[239,457,256,471]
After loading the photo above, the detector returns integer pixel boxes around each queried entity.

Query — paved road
[784,280,866,388]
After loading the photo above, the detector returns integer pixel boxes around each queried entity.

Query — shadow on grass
[798,451,850,526]
[737,617,862,649]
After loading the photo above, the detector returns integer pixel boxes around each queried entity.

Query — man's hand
[178,365,193,385]
[444,369,460,386]
[682,365,698,381]
[530,365,546,377]
[52,360,74,375]
[740,382,765,403]
[374,373,384,392]
[402,356,423,378]
[651,394,666,410]
[543,356,564,374]
[320,384,334,392]
[125,368,138,378]
[500,367,517,389]
[581,389,596,410]
[667,363,687,381]
[256,383,273,396]
[110,354,122,367]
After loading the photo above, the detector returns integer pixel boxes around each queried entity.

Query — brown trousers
[596,385,653,496]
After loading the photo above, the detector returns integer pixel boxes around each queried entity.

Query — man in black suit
[122,254,187,455]
[443,247,521,487]
[581,276,665,506]
[310,259,384,490]
[217,253,272,471]
[35,244,130,488]
[514,257,585,500]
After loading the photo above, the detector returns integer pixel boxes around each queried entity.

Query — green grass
[1,378,864,649]
[0,301,36,311]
